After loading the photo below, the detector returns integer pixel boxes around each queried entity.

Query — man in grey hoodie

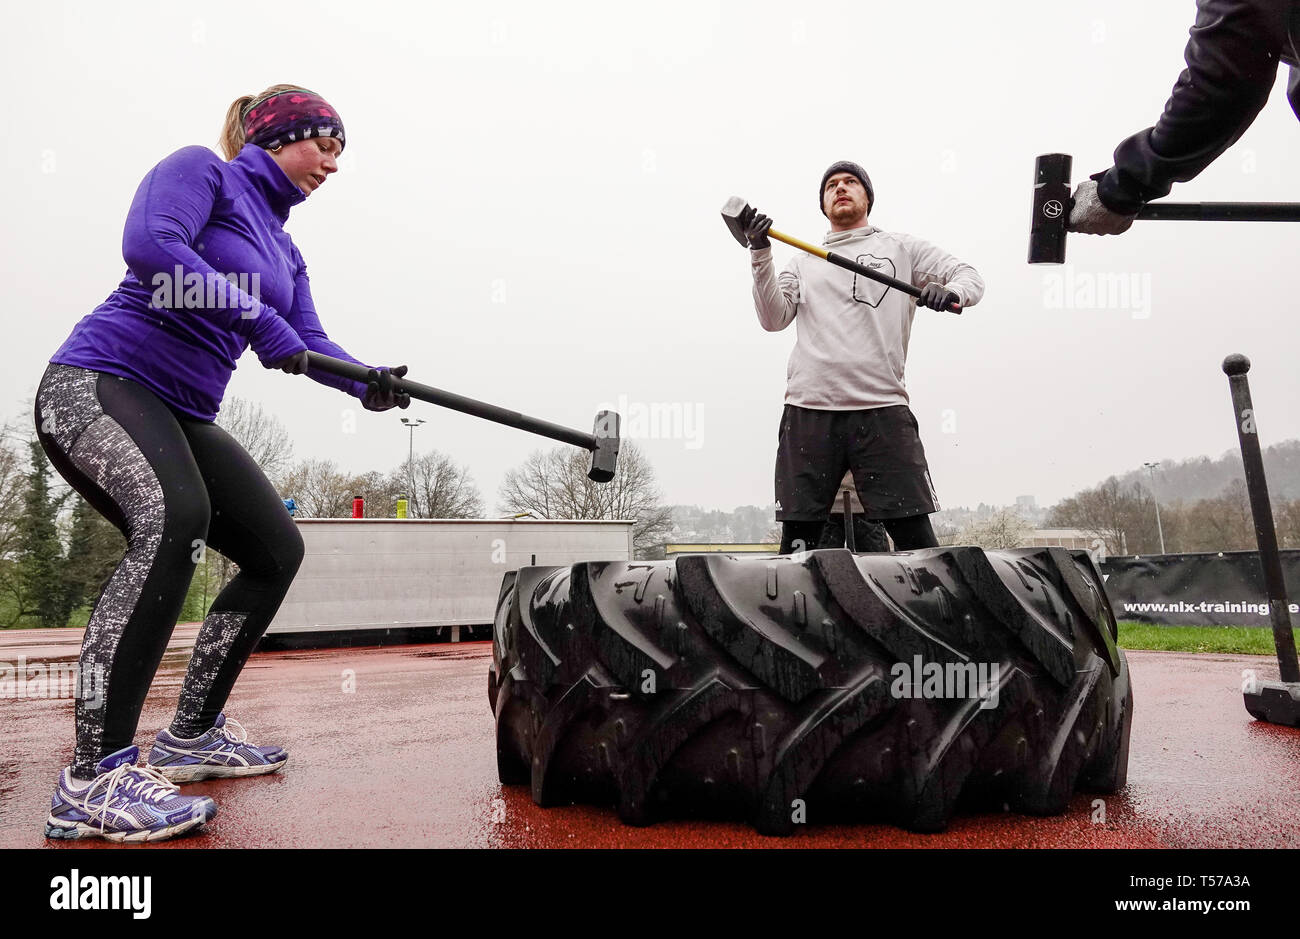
[740,161,984,555]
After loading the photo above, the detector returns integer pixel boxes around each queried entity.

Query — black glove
[275,350,310,375]
[738,205,773,250]
[362,365,412,411]
[917,284,959,312]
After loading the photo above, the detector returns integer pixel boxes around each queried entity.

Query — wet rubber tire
[489,547,1133,835]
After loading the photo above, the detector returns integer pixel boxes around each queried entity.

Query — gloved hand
[273,350,310,375]
[917,283,959,312]
[1068,179,1137,235]
[362,365,412,411]
[249,309,308,369]
[738,204,773,250]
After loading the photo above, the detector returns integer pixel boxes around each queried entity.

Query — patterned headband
[243,88,346,153]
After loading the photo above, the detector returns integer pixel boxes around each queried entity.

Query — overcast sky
[5,0,1299,515]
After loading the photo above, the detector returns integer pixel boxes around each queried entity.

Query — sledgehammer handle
[1223,354,1300,683]
[305,352,597,453]
[1138,203,1300,222]
[768,228,963,314]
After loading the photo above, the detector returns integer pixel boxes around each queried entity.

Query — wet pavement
[1,628,1297,848]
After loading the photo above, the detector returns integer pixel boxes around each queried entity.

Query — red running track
[1,630,1297,848]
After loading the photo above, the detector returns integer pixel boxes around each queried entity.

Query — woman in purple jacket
[37,85,405,841]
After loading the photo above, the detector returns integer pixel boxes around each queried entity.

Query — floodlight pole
[1144,462,1166,554]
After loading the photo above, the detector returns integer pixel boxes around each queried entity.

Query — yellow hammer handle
[768,228,828,260]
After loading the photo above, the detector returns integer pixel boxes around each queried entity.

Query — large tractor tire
[487,547,1132,835]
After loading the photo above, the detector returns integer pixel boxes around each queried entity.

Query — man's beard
[829,201,866,226]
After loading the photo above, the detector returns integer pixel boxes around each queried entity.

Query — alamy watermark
[889,655,1001,709]
[1042,265,1151,319]
[595,394,704,450]
[150,265,261,316]
[0,657,105,709]
[50,869,151,919]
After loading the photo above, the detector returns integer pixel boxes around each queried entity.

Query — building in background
[1018,528,1098,550]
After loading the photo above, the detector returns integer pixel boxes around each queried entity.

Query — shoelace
[79,763,182,833]
[217,717,250,747]
[125,764,183,801]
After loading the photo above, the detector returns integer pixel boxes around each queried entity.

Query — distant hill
[1108,440,1300,505]
[658,441,1300,546]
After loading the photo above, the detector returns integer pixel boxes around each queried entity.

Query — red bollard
[352,496,364,519]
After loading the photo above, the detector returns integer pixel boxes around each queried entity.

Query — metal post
[842,489,856,552]
[1222,354,1300,684]
[1144,461,1166,554]
[401,417,425,516]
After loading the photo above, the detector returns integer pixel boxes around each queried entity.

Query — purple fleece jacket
[51,143,370,421]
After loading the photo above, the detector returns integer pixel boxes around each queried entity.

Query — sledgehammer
[1029,153,1300,264]
[305,352,621,483]
[721,196,962,314]
[1223,354,1300,727]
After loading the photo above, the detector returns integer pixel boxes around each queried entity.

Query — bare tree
[351,469,401,519]
[497,441,673,557]
[279,458,359,518]
[1047,476,1156,555]
[215,396,295,487]
[277,459,439,519]
[1180,479,1254,552]
[1277,497,1300,550]
[957,508,1031,549]
[393,451,483,518]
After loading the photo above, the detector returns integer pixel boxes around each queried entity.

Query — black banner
[6,848,1285,922]
[1100,550,1300,626]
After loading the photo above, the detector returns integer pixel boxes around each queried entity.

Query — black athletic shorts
[774,403,939,522]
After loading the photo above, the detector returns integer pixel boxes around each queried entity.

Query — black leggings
[35,365,303,777]
[780,514,937,554]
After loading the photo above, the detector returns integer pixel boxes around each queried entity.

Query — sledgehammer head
[588,410,621,483]
[1244,679,1300,727]
[1028,153,1072,264]
[721,196,754,247]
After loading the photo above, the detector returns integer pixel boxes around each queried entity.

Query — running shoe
[45,746,217,842]
[147,713,288,782]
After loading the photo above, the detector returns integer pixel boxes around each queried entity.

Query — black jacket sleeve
[1094,0,1293,214]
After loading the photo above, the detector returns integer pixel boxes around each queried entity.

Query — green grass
[1117,621,1293,655]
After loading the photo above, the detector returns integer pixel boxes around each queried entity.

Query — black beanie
[820,161,874,216]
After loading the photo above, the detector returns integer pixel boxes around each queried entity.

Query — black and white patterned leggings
[35,364,304,778]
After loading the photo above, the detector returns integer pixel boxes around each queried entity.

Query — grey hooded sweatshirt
[751,225,983,410]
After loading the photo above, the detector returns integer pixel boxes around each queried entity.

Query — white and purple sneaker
[45,746,217,842]
[147,714,288,783]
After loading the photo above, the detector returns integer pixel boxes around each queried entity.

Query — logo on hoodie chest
[851,254,895,308]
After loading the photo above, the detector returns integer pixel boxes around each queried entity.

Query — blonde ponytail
[219,84,310,160]
[219,94,256,160]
